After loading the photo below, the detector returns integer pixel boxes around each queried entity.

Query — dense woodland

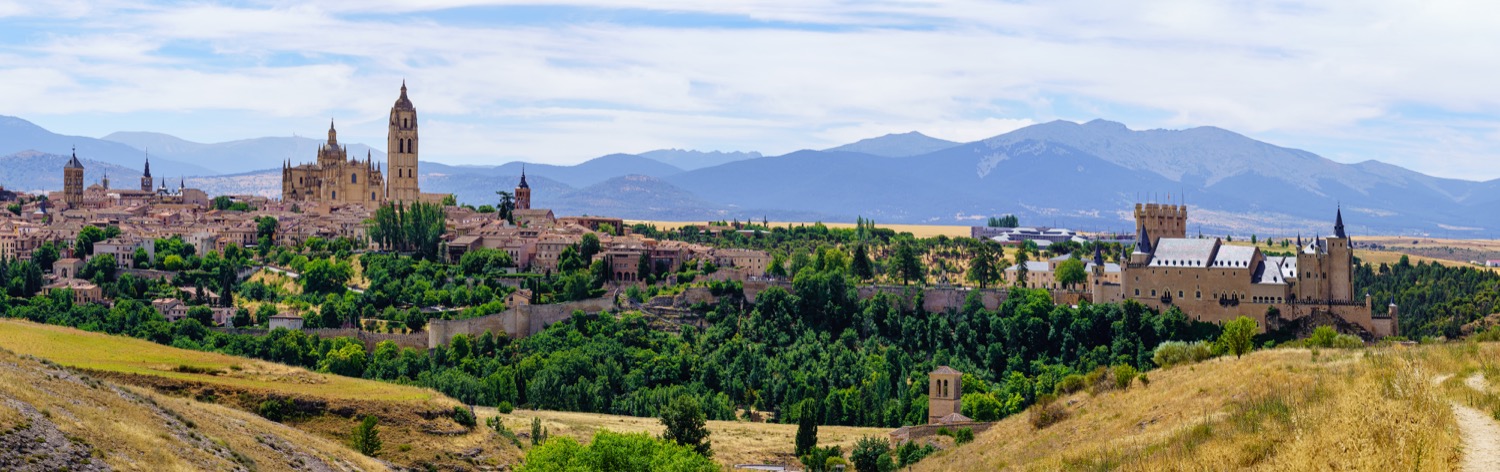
[2,210,1498,434]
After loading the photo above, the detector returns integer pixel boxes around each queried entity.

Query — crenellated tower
[387,82,420,203]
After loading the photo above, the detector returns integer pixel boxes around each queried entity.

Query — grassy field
[0,319,516,469]
[0,319,435,402]
[484,408,892,467]
[909,343,1500,471]
[0,346,387,471]
[625,219,974,238]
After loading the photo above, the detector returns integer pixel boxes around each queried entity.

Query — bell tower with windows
[387,81,420,203]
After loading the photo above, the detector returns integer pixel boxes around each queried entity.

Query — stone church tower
[387,82,420,203]
[141,154,153,192]
[928,366,962,424]
[63,148,84,208]
[515,167,531,210]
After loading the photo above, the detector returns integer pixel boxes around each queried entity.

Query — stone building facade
[63,150,83,208]
[282,121,387,205]
[1105,203,1393,337]
[282,83,424,206]
[387,82,420,203]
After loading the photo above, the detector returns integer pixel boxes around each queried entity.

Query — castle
[1089,203,1396,337]
[281,82,433,206]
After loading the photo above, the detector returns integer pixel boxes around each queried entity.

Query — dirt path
[1451,372,1500,472]
[1453,403,1500,472]
[1467,373,1490,392]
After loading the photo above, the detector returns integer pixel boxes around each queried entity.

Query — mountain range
[2,114,1497,235]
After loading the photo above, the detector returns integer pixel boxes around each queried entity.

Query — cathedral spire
[519,164,529,189]
[328,119,337,145]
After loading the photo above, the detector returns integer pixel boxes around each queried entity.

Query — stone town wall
[426,297,616,348]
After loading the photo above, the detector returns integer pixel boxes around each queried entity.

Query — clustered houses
[443,174,772,282]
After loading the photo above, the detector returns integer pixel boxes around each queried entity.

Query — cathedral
[282,83,422,205]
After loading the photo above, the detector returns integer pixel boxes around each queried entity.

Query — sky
[3,1,1500,179]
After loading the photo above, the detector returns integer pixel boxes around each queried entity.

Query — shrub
[850,436,891,472]
[350,415,381,457]
[1219,316,1258,358]
[452,406,477,429]
[659,395,712,457]
[497,401,514,414]
[1027,394,1068,429]
[1054,374,1087,395]
[954,427,974,445]
[487,416,522,448]
[257,399,290,422]
[1306,326,1365,349]
[935,426,951,437]
[1153,340,1217,368]
[1112,365,1138,390]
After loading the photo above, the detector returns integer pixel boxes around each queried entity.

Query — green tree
[795,400,819,456]
[891,242,924,286]
[531,417,549,446]
[851,244,874,281]
[301,258,352,295]
[75,225,106,256]
[579,233,601,261]
[31,242,59,273]
[255,216,279,241]
[132,247,151,269]
[659,394,712,457]
[965,242,1001,288]
[1014,248,1030,287]
[495,190,516,223]
[350,415,381,457]
[1219,316,1258,358]
[367,201,446,261]
[851,436,893,472]
[519,431,718,472]
[79,254,117,283]
[186,305,214,326]
[1055,258,1087,290]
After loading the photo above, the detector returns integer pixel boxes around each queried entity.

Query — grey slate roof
[1148,238,1217,267]
[1214,245,1256,268]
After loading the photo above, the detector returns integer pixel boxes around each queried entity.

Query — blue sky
[3,1,1500,179]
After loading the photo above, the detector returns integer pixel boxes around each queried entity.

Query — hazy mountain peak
[824,131,960,157]
[637,149,762,171]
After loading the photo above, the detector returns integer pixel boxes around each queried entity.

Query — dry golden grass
[484,407,890,467]
[0,347,386,471]
[913,346,1467,471]
[0,319,436,402]
[624,220,974,239]
[0,319,517,470]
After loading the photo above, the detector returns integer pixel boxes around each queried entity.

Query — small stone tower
[515,167,531,211]
[387,81,420,204]
[141,153,153,192]
[928,366,962,424]
[63,148,84,208]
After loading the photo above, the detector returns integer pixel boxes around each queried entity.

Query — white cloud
[3,1,1500,178]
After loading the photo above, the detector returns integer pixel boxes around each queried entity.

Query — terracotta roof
[930,366,961,375]
[936,412,975,424]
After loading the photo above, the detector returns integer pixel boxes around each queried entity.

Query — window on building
[351,173,357,184]
[332,191,336,199]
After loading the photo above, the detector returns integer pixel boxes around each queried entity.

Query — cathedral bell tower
[515,166,531,211]
[387,81,420,204]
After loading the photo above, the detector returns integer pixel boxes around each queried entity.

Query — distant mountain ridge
[0,116,210,177]
[824,131,960,157]
[103,131,387,175]
[1,115,1496,234]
